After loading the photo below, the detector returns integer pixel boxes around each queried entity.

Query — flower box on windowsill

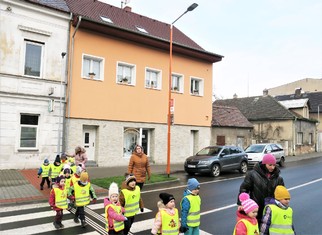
[193,90,199,95]
[88,72,96,79]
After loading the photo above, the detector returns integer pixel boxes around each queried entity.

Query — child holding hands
[104,182,127,234]
[233,192,259,235]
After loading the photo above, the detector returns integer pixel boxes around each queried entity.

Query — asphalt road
[1,156,321,235]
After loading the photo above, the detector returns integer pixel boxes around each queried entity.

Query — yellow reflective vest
[50,164,62,178]
[233,218,259,235]
[105,203,125,232]
[121,186,140,217]
[157,208,179,235]
[183,194,201,227]
[54,187,68,209]
[74,183,91,207]
[64,177,72,193]
[267,204,294,235]
[41,164,51,177]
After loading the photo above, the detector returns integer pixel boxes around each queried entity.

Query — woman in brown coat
[127,145,151,189]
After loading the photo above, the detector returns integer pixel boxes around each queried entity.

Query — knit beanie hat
[262,153,276,164]
[159,193,175,205]
[56,175,65,184]
[80,172,89,183]
[61,153,67,160]
[76,166,83,175]
[187,178,200,191]
[125,174,136,185]
[54,155,61,163]
[108,182,119,198]
[63,168,71,174]
[239,193,259,214]
[44,159,49,164]
[274,185,291,200]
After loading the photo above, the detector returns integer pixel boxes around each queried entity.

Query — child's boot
[53,221,60,229]
[58,221,64,228]
[40,185,43,190]
[74,215,80,223]
[81,220,87,228]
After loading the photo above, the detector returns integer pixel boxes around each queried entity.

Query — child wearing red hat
[233,192,259,235]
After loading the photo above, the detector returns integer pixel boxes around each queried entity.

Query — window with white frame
[308,133,313,145]
[145,68,161,89]
[297,132,303,145]
[82,54,104,80]
[20,114,39,148]
[24,40,44,77]
[117,62,136,85]
[172,73,183,93]
[123,127,152,158]
[190,77,204,96]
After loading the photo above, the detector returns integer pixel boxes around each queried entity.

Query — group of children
[234,185,295,235]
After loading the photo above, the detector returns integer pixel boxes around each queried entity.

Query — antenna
[121,0,130,8]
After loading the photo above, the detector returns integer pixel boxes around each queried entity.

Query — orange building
[65,0,223,166]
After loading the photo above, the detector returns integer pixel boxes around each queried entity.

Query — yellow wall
[68,29,213,126]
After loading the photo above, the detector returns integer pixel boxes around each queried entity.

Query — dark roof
[275,91,322,113]
[212,105,253,128]
[214,95,296,121]
[65,0,223,63]
[26,0,70,12]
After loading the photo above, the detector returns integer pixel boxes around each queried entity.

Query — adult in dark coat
[237,154,284,225]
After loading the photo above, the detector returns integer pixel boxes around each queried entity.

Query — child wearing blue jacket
[37,159,51,190]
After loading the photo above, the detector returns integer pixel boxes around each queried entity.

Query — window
[100,16,113,23]
[297,132,303,145]
[82,54,104,80]
[145,68,161,89]
[308,133,313,145]
[135,26,148,34]
[190,77,204,96]
[24,40,44,77]
[20,114,39,148]
[117,62,136,85]
[123,128,152,158]
[172,73,184,93]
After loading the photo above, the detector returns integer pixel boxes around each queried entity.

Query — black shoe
[81,220,87,228]
[40,186,43,190]
[74,216,80,223]
[58,222,64,228]
[53,221,60,229]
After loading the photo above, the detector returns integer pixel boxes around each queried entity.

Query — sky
[104,0,322,99]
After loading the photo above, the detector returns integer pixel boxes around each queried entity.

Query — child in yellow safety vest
[104,182,127,235]
[68,171,97,228]
[260,186,295,235]
[37,159,51,190]
[119,173,144,235]
[180,178,201,234]
[233,192,259,235]
[49,176,68,229]
[151,193,180,235]
[50,155,62,188]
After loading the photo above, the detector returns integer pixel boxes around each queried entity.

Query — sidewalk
[0,152,321,206]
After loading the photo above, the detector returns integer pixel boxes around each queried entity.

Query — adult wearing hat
[127,144,151,189]
[237,153,285,225]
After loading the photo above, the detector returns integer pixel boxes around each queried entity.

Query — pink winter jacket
[234,210,259,235]
[104,197,126,231]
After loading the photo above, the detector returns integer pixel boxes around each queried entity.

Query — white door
[83,126,96,161]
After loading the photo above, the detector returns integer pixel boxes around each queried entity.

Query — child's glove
[140,208,144,212]
[92,198,97,204]
[179,227,189,233]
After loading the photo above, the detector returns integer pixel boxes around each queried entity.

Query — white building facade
[0,0,70,169]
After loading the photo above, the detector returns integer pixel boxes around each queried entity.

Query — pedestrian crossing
[0,198,212,235]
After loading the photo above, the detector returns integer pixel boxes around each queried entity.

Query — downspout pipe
[66,15,82,151]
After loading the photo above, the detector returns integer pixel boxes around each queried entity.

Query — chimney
[123,6,132,12]
[263,89,268,96]
[233,93,238,99]
[295,88,302,97]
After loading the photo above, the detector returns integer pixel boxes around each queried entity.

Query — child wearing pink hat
[233,192,259,235]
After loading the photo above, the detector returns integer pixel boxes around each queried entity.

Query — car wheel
[239,161,248,174]
[279,157,285,167]
[211,164,220,177]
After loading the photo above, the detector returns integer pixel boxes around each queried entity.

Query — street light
[166,3,198,176]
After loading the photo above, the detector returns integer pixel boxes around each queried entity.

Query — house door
[236,137,245,149]
[83,126,96,161]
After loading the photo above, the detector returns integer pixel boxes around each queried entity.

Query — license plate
[188,164,196,168]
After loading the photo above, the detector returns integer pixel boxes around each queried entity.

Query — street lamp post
[166,3,198,176]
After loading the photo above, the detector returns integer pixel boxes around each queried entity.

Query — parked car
[244,143,285,167]
[184,145,248,177]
